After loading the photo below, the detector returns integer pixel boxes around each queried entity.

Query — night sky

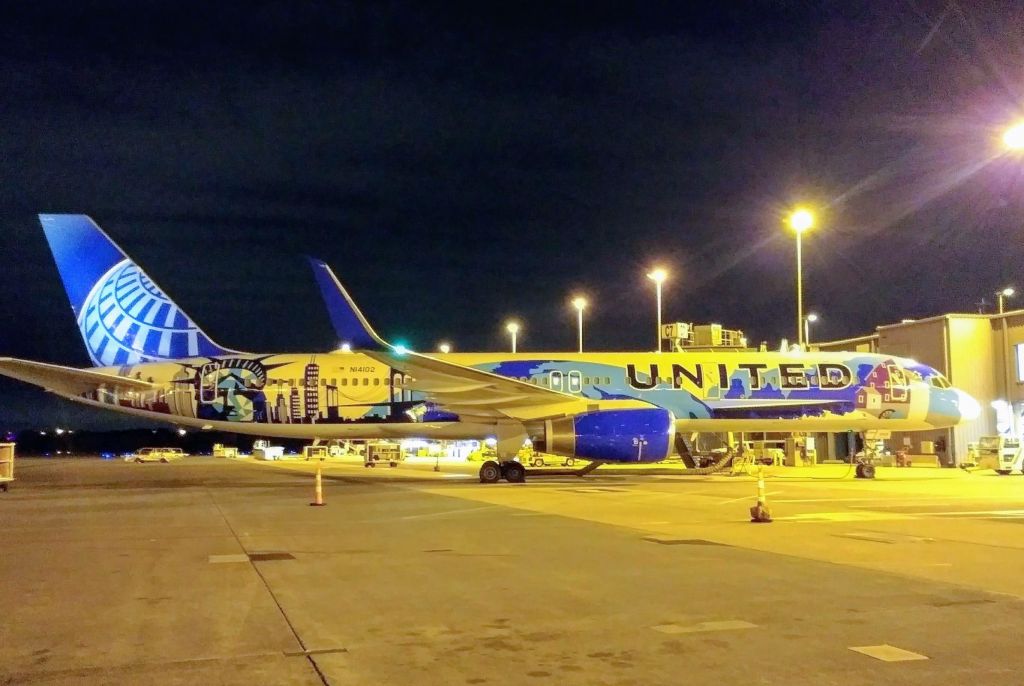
[2,1,1024,429]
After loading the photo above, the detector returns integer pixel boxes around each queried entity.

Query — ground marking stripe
[849,644,928,662]
[652,620,756,634]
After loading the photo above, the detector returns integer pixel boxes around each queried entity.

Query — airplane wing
[306,258,646,421]
[362,349,613,421]
[0,357,156,396]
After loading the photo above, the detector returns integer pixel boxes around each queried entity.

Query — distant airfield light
[505,321,520,353]
[393,343,409,355]
[177,428,187,436]
[438,342,452,354]
[571,297,587,353]
[340,342,352,353]
[54,428,65,435]
[997,287,1016,314]
[1003,123,1024,150]
[647,268,668,352]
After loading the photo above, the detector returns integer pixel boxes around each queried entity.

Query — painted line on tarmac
[399,504,502,520]
[652,620,757,635]
[849,644,928,662]
[717,491,783,505]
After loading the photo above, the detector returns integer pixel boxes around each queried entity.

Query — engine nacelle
[534,408,675,463]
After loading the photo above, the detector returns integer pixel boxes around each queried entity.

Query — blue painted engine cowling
[540,408,675,463]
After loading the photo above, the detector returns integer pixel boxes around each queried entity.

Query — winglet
[306,258,389,351]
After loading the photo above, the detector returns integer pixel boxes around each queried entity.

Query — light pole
[997,287,1015,314]
[787,208,815,346]
[803,312,819,346]
[647,268,667,352]
[571,296,587,353]
[505,321,519,354]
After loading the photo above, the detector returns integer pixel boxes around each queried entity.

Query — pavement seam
[204,487,332,686]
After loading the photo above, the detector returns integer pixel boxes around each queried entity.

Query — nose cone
[957,390,981,422]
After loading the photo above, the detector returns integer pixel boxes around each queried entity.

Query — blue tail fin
[306,258,388,351]
[39,214,237,367]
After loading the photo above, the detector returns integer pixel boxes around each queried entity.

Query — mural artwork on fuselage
[76,352,935,426]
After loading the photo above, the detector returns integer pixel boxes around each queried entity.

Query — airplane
[0,214,981,483]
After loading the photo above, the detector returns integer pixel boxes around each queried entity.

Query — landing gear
[479,460,502,483]
[855,462,876,479]
[478,460,526,483]
[503,461,526,483]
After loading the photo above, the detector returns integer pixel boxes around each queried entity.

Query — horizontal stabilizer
[0,357,155,396]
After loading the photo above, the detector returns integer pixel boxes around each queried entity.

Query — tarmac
[3,456,1024,685]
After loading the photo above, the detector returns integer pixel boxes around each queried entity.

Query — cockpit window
[929,374,951,389]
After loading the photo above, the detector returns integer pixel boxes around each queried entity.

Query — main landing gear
[478,460,526,484]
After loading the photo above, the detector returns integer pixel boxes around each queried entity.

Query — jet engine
[533,408,675,463]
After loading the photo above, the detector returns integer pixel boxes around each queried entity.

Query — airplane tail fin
[306,257,389,351]
[39,214,238,367]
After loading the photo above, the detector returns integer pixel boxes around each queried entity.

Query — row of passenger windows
[521,375,612,386]
[268,378,400,388]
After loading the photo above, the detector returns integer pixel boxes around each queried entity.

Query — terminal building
[816,310,1024,466]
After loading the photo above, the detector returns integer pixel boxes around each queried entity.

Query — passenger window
[373,378,380,386]
[363,378,370,386]
[341,378,348,386]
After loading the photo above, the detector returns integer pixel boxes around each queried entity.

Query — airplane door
[567,371,582,393]
[549,371,563,391]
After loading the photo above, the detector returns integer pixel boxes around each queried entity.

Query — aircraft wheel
[160,458,169,463]
[996,469,1011,475]
[503,461,526,483]
[479,461,501,484]
[565,458,576,467]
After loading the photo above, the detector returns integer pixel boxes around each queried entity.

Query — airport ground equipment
[126,447,185,463]
[253,439,284,460]
[989,436,1023,475]
[365,441,400,468]
[303,445,329,461]
[212,443,239,458]
[0,443,14,491]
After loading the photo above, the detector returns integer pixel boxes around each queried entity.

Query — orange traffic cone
[310,462,325,507]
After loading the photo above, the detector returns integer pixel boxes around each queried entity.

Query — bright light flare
[646,268,667,284]
[1001,287,1015,297]
[806,313,819,323]
[505,321,520,334]
[438,342,452,354]
[1004,123,1024,150]
[788,208,814,233]
[571,296,587,311]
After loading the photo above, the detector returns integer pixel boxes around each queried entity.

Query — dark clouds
[2,1,1024,428]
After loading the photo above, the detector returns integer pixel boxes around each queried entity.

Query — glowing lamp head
[647,268,667,284]
[1004,123,1024,150]
[438,342,452,354]
[1001,287,1015,298]
[572,296,587,311]
[806,313,819,323]
[505,321,520,335]
[339,342,352,353]
[788,208,814,233]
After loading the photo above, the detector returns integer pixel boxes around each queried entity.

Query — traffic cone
[749,470,772,523]
[310,462,325,507]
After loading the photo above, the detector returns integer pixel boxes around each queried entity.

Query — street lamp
[787,208,815,346]
[505,321,520,353]
[438,342,452,354]
[997,287,1015,314]
[571,296,587,353]
[803,312,819,346]
[647,268,668,352]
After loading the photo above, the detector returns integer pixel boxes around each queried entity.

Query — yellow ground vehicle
[126,447,185,463]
